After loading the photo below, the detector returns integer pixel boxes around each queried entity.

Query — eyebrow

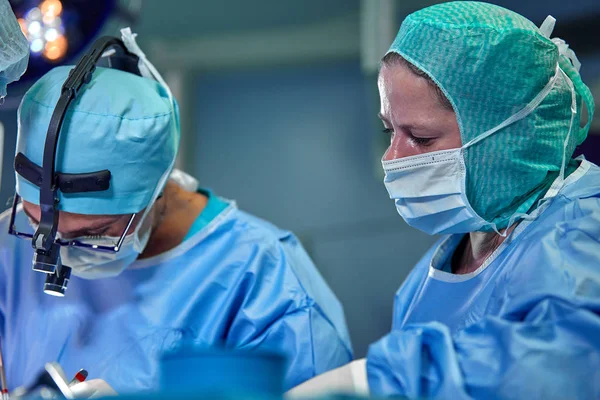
[22,207,118,237]
[377,113,429,132]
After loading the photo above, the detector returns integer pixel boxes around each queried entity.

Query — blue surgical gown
[0,192,353,393]
[367,159,600,399]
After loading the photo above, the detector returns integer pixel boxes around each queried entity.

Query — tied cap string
[539,16,581,72]
[539,15,579,181]
[120,27,174,104]
[540,15,594,144]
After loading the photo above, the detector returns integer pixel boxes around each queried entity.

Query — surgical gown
[0,192,352,393]
[367,159,600,399]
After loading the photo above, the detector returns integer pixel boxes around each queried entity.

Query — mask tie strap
[462,67,559,150]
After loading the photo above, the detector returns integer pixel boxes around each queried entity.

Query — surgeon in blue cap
[0,29,352,395]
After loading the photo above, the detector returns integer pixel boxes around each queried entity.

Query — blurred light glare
[42,14,55,25]
[30,38,45,53]
[20,3,67,62]
[48,16,62,28]
[43,35,68,61]
[10,0,150,82]
[26,7,42,21]
[40,0,63,18]
[28,20,42,36]
[44,28,58,42]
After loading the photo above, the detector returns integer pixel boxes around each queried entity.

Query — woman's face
[378,63,462,161]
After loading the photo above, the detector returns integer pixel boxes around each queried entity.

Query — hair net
[16,66,180,215]
[0,0,29,98]
[386,1,595,229]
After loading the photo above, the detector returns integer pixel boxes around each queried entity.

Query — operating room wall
[192,60,437,358]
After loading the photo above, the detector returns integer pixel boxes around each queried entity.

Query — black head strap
[15,152,111,194]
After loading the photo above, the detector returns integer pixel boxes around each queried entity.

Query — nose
[383,132,420,161]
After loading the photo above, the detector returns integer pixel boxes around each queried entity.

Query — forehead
[378,64,447,120]
[22,200,122,225]
[379,64,438,101]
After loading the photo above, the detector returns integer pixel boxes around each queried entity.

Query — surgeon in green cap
[289,2,600,398]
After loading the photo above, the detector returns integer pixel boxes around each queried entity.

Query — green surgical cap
[387,1,595,229]
[16,66,180,215]
[0,0,29,97]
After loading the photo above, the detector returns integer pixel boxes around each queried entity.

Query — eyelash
[84,235,104,240]
[382,128,433,146]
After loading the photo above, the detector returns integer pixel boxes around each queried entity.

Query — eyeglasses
[8,193,136,253]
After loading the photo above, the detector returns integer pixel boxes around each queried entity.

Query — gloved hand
[70,379,118,398]
[286,358,369,398]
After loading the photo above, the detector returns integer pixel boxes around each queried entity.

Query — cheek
[447,132,462,148]
[22,203,41,222]
[109,218,135,237]
[122,212,147,236]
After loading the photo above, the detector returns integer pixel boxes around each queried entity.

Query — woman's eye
[408,132,434,146]
[410,136,433,145]
[383,126,435,146]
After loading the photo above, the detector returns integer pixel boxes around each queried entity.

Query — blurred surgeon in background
[0,27,351,396]
[290,2,600,399]
[0,0,29,99]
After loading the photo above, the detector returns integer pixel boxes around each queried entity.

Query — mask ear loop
[461,67,559,151]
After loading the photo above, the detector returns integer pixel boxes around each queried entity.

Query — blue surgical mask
[382,148,487,235]
[58,214,154,279]
[27,212,154,280]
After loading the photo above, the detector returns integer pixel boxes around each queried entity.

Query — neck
[469,231,501,260]
[453,224,516,275]
[138,182,208,259]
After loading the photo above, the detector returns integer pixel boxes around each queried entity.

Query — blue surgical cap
[16,66,180,215]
